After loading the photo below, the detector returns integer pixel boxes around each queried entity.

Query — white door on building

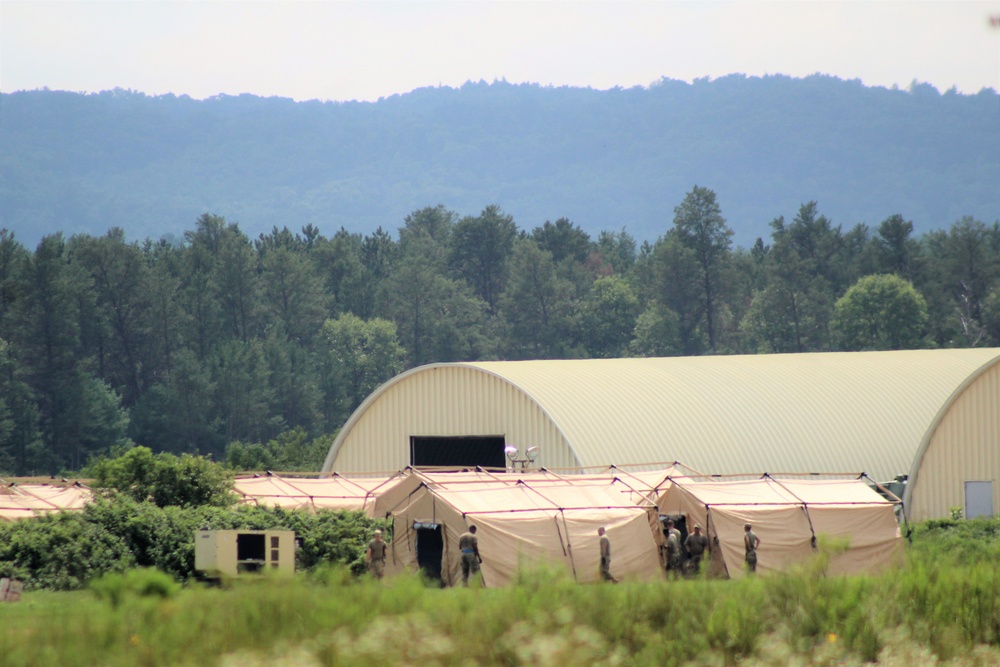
[965,481,994,519]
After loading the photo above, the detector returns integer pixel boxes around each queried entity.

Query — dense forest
[1,190,999,475]
[1,75,998,248]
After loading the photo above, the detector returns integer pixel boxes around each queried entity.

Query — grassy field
[2,518,999,667]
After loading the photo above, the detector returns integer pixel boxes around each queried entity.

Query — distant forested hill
[1,75,997,248]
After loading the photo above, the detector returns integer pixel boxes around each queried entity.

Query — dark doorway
[661,514,691,575]
[236,533,265,573]
[415,523,444,584]
[410,435,506,468]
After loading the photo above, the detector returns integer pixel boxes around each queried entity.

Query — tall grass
[1,519,999,666]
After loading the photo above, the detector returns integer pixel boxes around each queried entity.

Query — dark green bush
[86,446,235,508]
[0,496,385,589]
[90,567,181,607]
[82,495,204,580]
[0,511,135,590]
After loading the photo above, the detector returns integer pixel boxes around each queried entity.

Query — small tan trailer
[194,529,296,581]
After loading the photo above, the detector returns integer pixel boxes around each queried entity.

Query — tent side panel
[806,505,904,575]
[707,506,814,579]
[472,513,575,585]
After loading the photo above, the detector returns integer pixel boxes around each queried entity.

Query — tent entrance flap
[415,524,444,583]
[410,436,506,468]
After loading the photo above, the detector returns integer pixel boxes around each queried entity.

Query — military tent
[381,469,667,586]
[0,482,93,522]
[654,475,903,578]
[232,472,404,515]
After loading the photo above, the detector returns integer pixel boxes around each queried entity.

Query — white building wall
[325,365,580,473]
[907,362,1000,521]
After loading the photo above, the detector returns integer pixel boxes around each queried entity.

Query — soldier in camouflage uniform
[684,524,709,576]
[598,526,618,583]
[366,529,387,579]
[459,525,482,585]
[744,523,761,573]
[665,519,683,578]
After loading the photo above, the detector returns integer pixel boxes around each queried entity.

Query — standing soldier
[744,523,761,574]
[684,524,710,576]
[366,529,387,579]
[458,525,482,586]
[665,519,682,578]
[598,526,618,582]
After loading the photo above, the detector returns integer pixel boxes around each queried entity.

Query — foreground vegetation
[2,518,999,666]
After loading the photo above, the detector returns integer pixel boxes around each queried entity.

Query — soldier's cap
[374,529,382,536]
[694,524,702,529]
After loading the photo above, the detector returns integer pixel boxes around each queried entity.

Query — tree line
[1,188,998,475]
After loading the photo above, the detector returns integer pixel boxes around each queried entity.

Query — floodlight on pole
[503,444,539,472]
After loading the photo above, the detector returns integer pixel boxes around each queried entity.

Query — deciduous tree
[832,274,929,350]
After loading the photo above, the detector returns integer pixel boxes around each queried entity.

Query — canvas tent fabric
[0,483,93,522]
[654,476,903,578]
[381,470,665,586]
[233,473,404,515]
[368,465,688,522]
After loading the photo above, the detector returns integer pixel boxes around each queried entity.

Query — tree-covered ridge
[1,75,997,247]
[1,194,999,476]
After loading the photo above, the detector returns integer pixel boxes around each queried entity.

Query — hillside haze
[1,75,997,248]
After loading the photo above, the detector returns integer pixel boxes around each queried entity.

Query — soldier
[684,523,710,575]
[665,519,682,578]
[744,523,761,573]
[366,529,387,579]
[598,526,618,582]
[458,525,482,585]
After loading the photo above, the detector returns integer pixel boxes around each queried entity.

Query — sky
[2,1,999,102]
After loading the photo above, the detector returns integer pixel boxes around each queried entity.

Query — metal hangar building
[322,348,1000,521]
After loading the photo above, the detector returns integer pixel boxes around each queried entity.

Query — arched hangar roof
[323,349,1000,484]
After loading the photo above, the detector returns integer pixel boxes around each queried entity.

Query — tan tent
[232,473,405,515]
[654,476,903,578]
[382,470,667,586]
[0,482,93,522]
[369,464,693,520]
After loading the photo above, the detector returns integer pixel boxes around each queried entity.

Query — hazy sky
[3,1,998,102]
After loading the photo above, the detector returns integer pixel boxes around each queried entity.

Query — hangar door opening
[410,435,506,468]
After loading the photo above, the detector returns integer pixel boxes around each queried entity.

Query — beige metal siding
[468,350,1000,481]
[325,350,1000,518]
[325,365,581,472]
[907,361,1000,521]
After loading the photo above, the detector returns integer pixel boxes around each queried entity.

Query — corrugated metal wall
[326,351,1000,521]
[907,361,1000,521]
[327,365,580,472]
[465,352,999,482]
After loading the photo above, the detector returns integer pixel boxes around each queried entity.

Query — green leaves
[87,446,235,509]
[832,274,929,351]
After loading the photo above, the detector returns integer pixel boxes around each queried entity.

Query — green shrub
[86,446,235,508]
[0,512,135,590]
[705,579,766,663]
[0,497,384,590]
[83,495,204,580]
[90,567,180,607]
